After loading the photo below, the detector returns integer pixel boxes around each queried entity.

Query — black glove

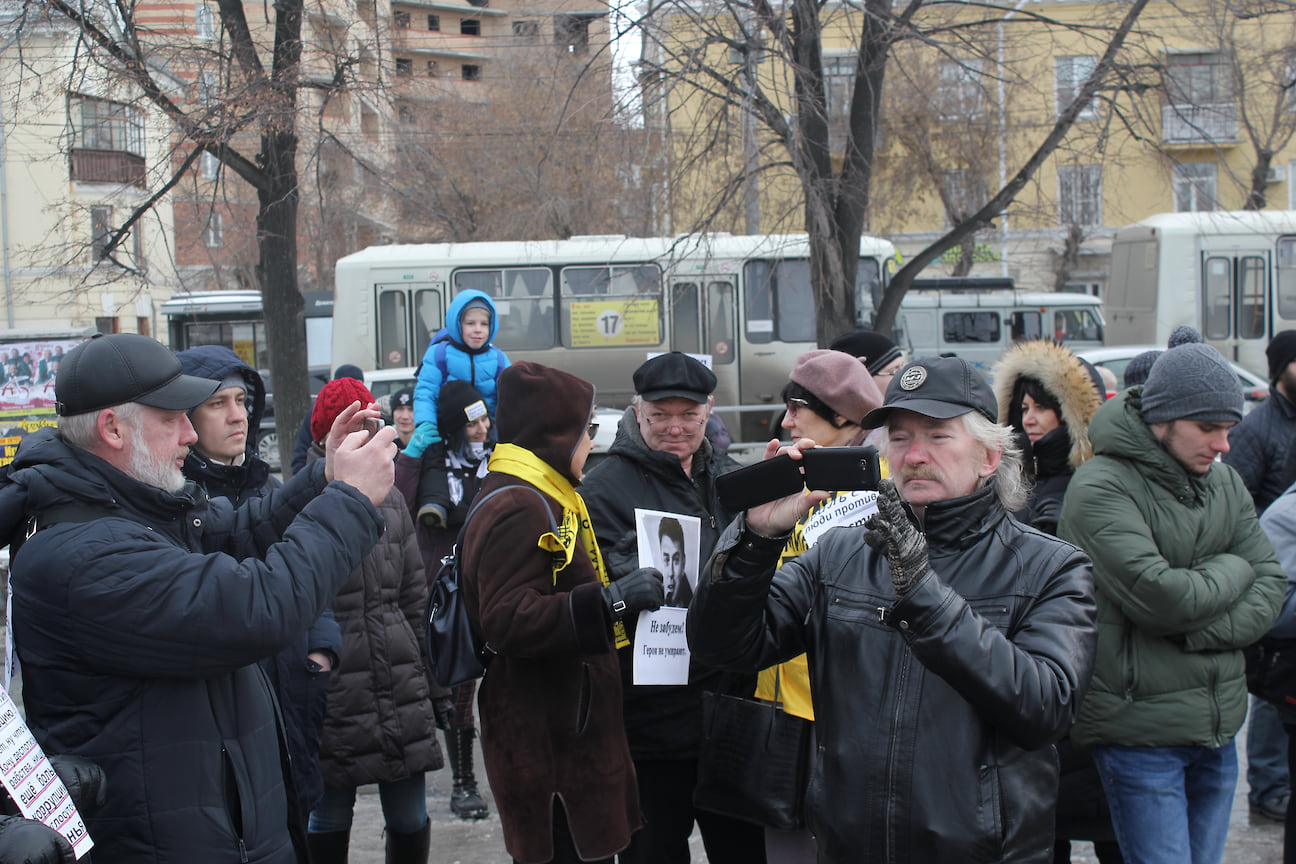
[433,697,454,732]
[603,568,665,620]
[0,816,76,864]
[863,479,930,596]
[49,755,107,811]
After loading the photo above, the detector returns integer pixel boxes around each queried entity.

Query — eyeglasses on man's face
[642,411,706,432]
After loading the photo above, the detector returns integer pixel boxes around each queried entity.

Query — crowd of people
[4,290,1296,864]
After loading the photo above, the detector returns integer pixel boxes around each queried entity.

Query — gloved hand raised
[863,479,930,596]
[49,755,107,811]
[404,422,440,459]
[603,568,665,620]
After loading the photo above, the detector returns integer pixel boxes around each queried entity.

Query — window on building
[823,55,852,127]
[393,10,410,28]
[70,96,144,156]
[460,18,480,35]
[95,316,120,334]
[1173,161,1217,212]
[136,316,150,338]
[462,64,481,81]
[132,223,146,272]
[554,14,592,55]
[200,149,220,180]
[361,106,379,138]
[1058,164,1102,226]
[937,58,984,120]
[1055,56,1098,119]
[427,14,440,30]
[395,57,413,76]
[427,60,438,77]
[513,19,539,40]
[1166,52,1234,105]
[90,206,112,260]
[194,3,216,39]
[203,211,223,247]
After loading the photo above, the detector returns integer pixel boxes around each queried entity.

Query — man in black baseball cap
[688,353,1096,863]
[0,331,402,863]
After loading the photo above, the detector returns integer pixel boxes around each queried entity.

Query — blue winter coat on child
[413,289,511,443]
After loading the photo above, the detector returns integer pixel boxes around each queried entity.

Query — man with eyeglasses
[581,352,761,864]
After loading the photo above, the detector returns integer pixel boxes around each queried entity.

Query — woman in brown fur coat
[461,361,648,864]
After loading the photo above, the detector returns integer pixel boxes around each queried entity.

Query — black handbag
[693,670,812,831]
[426,486,555,688]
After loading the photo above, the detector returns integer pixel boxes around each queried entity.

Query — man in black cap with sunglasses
[0,333,398,864]
[688,355,1097,864]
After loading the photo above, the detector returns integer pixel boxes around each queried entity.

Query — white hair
[58,402,186,493]
[877,411,1029,512]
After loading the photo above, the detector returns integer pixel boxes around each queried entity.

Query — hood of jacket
[1087,385,1206,501]
[176,344,267,436]
[993,340,1103,470]
[446,289,499,351]
[495,361,594,484]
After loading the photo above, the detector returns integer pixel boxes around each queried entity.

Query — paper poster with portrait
[635,508,701,609]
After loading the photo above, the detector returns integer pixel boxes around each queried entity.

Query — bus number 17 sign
[570,300,660,347]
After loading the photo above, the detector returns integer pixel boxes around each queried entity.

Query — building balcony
[70,149,147,188]
[1161,102,1238,145]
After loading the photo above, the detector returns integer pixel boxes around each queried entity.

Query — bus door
[668,276,739,429]
[1275,237,1296,339]
[375,282,444,369]
[1201,250,1268,367]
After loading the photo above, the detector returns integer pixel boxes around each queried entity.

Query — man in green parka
[1059,342,1286,864]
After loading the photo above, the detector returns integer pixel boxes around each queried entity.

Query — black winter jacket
[0,428,381,864]
[688,483,1097,863]
[579,407,746,760]
[1223,384,1296,513]
[178,344,343,817]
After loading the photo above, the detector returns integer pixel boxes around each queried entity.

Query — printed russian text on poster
[569,300,660,347]
[0,683,93,858]
[0,338,84,467]
[632,508,700,685]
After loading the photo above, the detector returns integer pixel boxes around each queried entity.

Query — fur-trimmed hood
[992,340,1103,469]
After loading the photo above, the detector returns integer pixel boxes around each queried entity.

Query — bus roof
[898,290,1101,309]
[335,232,896,271]
[1115,210,1296,241]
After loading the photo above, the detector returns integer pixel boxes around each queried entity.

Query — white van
[891,290,1106,373]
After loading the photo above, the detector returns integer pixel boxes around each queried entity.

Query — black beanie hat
[1268,330,1296,383]
[1123,350,1161,388]
[829,330,903,376]
[438,381,489,442]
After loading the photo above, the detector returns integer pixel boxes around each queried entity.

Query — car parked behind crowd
[1078,345,1269,415]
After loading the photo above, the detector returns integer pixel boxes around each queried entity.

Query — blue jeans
[1247,696,1291,806]
[1092,742,1237,864]
[308,773,428,834]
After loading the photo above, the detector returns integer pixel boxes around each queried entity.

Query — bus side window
[1278,238,1296,321]
[744,260,774,344]
[1238,256,1266,339]
[413,289,443,358]
[559,265,663,348]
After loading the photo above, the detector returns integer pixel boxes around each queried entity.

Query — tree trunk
[258,129,307,475]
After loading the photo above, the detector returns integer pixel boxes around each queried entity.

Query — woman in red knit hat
[306,377,447,864]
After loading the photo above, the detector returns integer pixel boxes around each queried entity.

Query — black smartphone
[716,454,806,512]
[801,446,880,493]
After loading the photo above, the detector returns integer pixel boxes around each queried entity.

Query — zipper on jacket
[238,839,249,863]
[885,649,911,854]
[876,605,891,625]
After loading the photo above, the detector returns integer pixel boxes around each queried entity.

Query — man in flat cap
[688,355,1097,863]
[1059,343,1285,864]
[581,352,762,864]
[0,333,397,864]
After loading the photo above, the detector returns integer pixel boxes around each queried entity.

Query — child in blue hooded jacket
[407,289,511,526]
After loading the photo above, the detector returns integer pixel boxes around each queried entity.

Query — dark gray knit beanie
[1167,325,1203,348]
[1140,343,1242,425]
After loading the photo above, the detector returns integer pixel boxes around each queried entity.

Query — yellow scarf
[488,443,628,648]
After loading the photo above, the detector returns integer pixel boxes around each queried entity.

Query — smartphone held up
[716,445,880,512]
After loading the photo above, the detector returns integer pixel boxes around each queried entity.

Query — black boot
[385,819,431,864]
[447,724,489,820]
[307,830,350,864]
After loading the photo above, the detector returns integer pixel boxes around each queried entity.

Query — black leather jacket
[688,482,1097,863]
